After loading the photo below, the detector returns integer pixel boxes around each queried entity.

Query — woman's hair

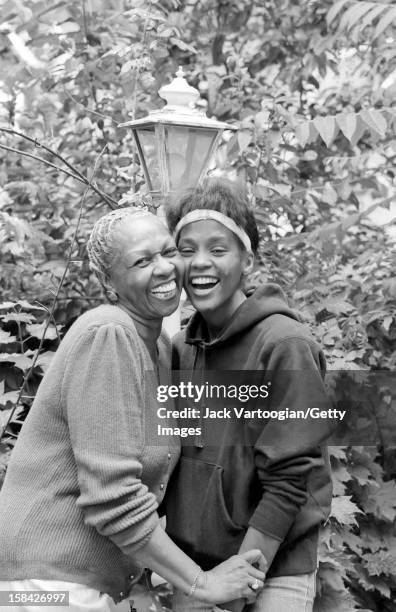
[87,207,153,289]
[166,178,260,254]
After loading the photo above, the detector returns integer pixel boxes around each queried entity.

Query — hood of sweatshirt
[184,283,301,349]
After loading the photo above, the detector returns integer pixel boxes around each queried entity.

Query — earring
[106,289,119,304]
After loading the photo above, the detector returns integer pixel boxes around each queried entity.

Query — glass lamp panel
[134,126,161,191]
[165,126,218,191]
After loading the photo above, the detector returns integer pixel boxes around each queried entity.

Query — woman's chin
[152,295,181,317]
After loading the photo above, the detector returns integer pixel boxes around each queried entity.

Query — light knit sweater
[0,305,180,602]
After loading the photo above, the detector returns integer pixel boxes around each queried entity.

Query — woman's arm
[62,322,265,604]
[247,338,333,560]
[135,524,265,603]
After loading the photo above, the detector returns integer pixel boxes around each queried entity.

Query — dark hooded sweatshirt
[164,284,333,577]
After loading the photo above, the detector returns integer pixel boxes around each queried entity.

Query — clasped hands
[200,549,267,610]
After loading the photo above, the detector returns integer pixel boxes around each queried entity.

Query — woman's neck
[117,302,162,362]
[204,291,246,340]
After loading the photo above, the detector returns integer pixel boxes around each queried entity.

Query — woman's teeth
[190,277,219,290]
[151,280,177,299]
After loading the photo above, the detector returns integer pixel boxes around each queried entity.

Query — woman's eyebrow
[207,234,228,242]
[124,242,175,260]
[125,249,150,258]
[179,233,228,243]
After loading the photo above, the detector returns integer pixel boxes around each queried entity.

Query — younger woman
[165,179,333,612]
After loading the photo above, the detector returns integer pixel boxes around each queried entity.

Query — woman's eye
[134,257,150,267]
[164,247,178,257]
[179,248,194,256]
[212,248,226,255]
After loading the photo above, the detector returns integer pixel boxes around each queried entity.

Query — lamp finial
[158,67,200,110]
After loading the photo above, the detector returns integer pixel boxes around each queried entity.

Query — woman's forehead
[178,219,235,241]
[116,215,169,241]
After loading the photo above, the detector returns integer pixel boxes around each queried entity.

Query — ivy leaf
[0,353,32,371]
[331,465,351,496]
[254,110,271,130]
[341,531,364,555]
[0,302,17,310]
[349,464,372,486]
[331,496,362,525]
[169,37,196,53]
[359,4,388,32]
[0,389,20,407]
[0,408,13,430]
[237,129,253,152]
[326,0,352,25]
[353,563,391,598]
[16,300,44,311]
[349,113,368,146]
[371,481,396,522]
[362,550,396,577]
[336,112,357,142]
[295,120,316,147]
[328,446,348,460]
[26,322,58,341]
[318,567,345,592]
[0,313,34,324]
[56,22,81,34]
[313,116,339,148]
[360,109,387,138]
[39,7,73,24]
[0,330,16,344]
[339,2,374,32]
[374,6,396,39]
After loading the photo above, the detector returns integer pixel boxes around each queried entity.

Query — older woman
[0,207,265,612]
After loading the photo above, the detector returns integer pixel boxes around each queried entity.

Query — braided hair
[87,207,154,293]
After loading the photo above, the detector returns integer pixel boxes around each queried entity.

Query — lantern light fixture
[119,67,237,199]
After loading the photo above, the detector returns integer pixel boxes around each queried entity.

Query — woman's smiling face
[108,216,184,323]
[177,219,253,330]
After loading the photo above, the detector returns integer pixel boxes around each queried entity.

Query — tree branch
[62,88,118,124]
[0,145,109,442]
[0,142,83,182]
[0,128,117,208]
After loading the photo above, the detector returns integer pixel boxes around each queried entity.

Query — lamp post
[119,67,237,202]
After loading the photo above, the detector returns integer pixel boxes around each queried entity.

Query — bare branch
[0,145,109,442]
[0,142,83,182]
[0,128,118,208]
[62,88,118,124]
[0,127,88,182]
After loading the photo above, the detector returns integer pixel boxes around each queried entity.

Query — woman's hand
[196,549,266,604]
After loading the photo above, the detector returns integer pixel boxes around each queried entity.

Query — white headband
[174,209,252,253]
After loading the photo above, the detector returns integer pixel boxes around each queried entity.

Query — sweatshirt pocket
[165,456,245,564]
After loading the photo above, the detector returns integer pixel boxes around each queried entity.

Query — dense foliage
[0,1,395,610]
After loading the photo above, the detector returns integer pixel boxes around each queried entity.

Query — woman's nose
[154,255,175,276]
[190,250,210,269]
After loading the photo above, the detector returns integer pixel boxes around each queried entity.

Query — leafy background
[0,1,396,610]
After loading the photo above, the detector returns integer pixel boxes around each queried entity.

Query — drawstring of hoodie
[193,343,206,448]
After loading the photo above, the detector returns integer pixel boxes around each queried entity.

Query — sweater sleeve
[249,337,333,541]
[61,322,159,555]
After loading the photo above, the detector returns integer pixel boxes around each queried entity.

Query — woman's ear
[242,251,254,276]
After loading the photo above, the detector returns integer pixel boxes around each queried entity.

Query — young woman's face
[108,216,184,322]
[178,219,252,330]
